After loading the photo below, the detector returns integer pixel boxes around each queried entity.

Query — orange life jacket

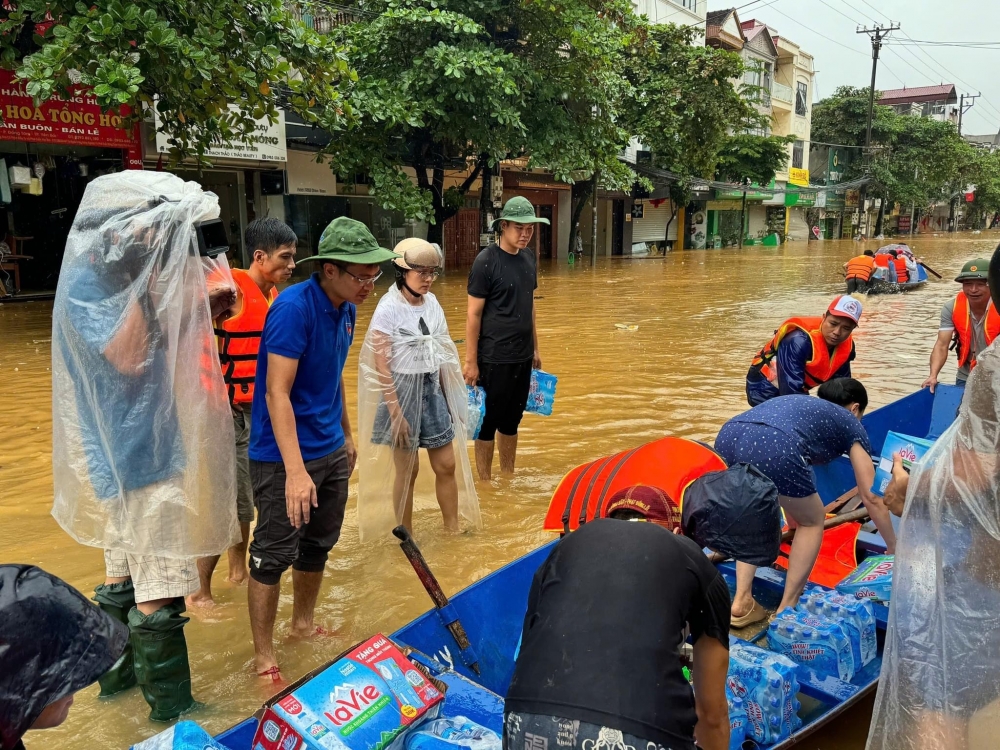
[952,292,1000,370]
[751,316,854,391]
[846,255,875,281]
[893,257,908,283]
[215,269,278,405]
[874,254,891,268]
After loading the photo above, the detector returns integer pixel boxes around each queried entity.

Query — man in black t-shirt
[464,196,548,480]
[505,487,732,750]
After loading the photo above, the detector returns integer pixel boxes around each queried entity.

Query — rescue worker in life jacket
[188,218,298,609]
[746,295,862,407]
[843,249,875,294]
[922,256,1000,393]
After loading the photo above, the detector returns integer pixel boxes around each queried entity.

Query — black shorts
[478,359,533,440]
[248,447,349,586]
[846,277,869,294]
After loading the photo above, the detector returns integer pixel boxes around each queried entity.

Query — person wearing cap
[464,196,548,479]
[745,295,862,407]
[716,378,895,626]
[506,486,732,750]
[246,216,398,680]
[356,238,480,536]
[922,256,1000,392]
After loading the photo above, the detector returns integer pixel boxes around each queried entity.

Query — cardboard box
[252,635,444,750]
[871,431,934,496]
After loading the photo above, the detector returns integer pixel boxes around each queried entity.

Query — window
[675,0,698,9]
[792,140,804,169]
[795,81,808,116]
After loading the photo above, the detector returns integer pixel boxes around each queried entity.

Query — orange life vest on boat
[751,316,854,390]
[873,254,891,268]
[215,269,278,405]
[952,292,1000,370]
[893,257,908,283]
[845,255,875,281]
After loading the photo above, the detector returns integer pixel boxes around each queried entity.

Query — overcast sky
[716,0,1000,136]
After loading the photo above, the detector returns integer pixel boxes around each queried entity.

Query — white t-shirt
[369,289,449,374]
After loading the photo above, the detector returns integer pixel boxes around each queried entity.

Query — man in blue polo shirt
[247,217,398,680]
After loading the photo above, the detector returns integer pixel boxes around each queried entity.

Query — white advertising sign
[153,107,286,162]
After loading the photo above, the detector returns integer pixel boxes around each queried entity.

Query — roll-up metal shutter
[632,201,677,242]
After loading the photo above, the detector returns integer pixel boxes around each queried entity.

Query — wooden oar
[392,525,481,675]
[707,508,871,564]
[919,261,943,279]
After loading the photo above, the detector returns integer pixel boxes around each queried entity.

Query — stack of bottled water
[727,641,802,746]
[767,608,856,681]
[724,683,747,750]
[799,590,876,669]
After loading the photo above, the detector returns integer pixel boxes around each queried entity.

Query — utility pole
[857,22,899,238]
[958,92,980,136]
[951,92,980,231]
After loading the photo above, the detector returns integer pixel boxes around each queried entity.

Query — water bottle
[800,590,876,668]
[768,610,856,681]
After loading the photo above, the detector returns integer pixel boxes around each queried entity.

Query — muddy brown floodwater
[2,234,997,749]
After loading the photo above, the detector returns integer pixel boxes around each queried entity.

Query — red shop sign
[0,69,140,150]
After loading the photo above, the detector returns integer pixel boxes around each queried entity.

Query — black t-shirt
[467,243,537,363]
[506,519,732,748]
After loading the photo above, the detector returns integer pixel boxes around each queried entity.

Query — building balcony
[772,82,793,106]
[288,2,358,31]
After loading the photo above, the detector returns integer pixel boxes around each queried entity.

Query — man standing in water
[188,218,298,608]
[246,217,398,680]
[464,196,547,480]
[922,257,1000,392]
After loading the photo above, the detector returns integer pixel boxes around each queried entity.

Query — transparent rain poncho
[867,342,1000,750]
[51,171,240,558]
[357,284,481,540]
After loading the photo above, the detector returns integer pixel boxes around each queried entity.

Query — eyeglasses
[341,268,383,286]
[413,269,441,280]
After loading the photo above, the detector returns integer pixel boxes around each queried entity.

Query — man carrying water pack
[505,486,732,750]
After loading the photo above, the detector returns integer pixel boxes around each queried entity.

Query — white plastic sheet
[51,171,239,558]
[867,342,1000,750]
[357,284,480,540]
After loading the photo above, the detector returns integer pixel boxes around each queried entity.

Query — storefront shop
[0,70,141,297]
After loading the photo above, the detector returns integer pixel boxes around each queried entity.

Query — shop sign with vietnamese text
[153,107,286,162]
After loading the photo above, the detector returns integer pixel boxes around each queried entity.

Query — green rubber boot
[93,581,138,697]
[128,599,196,722]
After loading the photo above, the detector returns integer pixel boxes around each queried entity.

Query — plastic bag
[130,721,228,749]
[866,334,1000,750]
[51,171,239,558]
[405,716,501,750]
[356,285,481,540]
[525,369,557,416]
[467,386,485,440]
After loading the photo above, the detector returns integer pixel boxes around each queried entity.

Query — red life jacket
[893,257,909,283]
[215,269,278,405]
[751,316,854,390]
[874,254,891,268]
[846,255,875,281]
[953,292,1000,370]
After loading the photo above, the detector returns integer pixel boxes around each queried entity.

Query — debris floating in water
[614,323,639,332]
[32,339,50,344]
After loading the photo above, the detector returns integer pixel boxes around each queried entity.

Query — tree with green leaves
[0,0,351,159]
[325,0,644,244]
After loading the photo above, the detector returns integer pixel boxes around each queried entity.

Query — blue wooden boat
[864,263,928,294]
[208,385,963,750]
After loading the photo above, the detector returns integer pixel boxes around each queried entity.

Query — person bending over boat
[922,257,1000,393]
[844,249,875,294]
[717,379,895,626]
[505,486,732,750]
[1,565,128,750]
[745,295,861,407]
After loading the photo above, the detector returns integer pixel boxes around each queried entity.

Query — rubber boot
[93,581,138,697]
[128,599,196,722]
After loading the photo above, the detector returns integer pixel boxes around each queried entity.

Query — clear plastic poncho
[356,284,481,540]
[51,171,240,558]
[867,342,1000,750]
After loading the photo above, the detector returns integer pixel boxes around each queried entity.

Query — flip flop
[257,665,283,683]
[731,600,768,628]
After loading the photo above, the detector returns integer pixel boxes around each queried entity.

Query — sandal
[257,665,283,683]
[731,600,768,628]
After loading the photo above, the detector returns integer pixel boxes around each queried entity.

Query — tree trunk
[567,180,594,258]
[423,158,485,250]
[873,193,886,237]
[663,204,679,247]
[590,170,600,265]
[739,191,747,248]
[479,160,493,234]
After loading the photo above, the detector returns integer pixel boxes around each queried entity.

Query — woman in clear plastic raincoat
[357,239,480,539]
[867,245,1000,750]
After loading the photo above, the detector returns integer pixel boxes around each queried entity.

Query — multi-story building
[879,84,959,124]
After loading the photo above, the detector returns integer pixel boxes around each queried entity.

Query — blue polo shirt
[249,273,356,463]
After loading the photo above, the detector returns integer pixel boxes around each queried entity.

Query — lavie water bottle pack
[130,721,227,750]
[836,554,894,603]
[525,370,557,416]
[799,590,876,668]
[404,716,501,750]
[767,610,855,682]
[723,683,747,750]
[466,386,485,440]
[727,640,802,746]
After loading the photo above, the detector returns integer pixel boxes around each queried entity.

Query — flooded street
[3,234,997,749]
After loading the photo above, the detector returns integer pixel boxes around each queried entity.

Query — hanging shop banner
[0,69,139,149]
[788,167,810,187]
[785,187,815,207]
[714,179,775,201]
[153,106,287,162]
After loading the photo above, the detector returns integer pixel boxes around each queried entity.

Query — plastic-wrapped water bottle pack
[727,640,802,746]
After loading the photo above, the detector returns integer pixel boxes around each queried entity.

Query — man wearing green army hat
[923,256,1000,393]
[465,196,549,480]
[246,216,398,680]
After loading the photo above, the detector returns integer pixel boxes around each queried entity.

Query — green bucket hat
[299,217,399,265]
[492,196,550,229]
[955,258,990,282]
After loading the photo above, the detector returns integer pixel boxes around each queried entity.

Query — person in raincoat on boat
[866,247,1000,750]
[50,171,240,720]
[357,238,481,539]
[0,565,129,750]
